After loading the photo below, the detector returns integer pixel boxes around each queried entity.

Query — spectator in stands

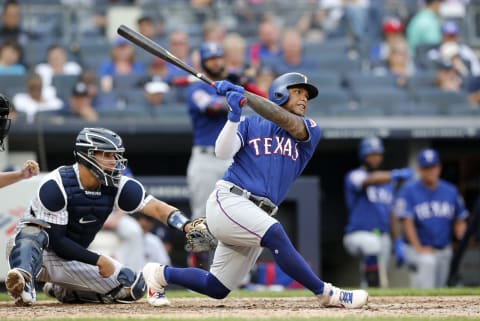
[202,20,226,44]
[34,45,82,90]
[273,29,317,75]
[295,7,327,43]
[248,20,282,68]
[467,76,480,106]
[0,40,25,75]
[254,63,277,95]
[13,73,63,123]
[133,212,171,266]
[427,21,480,77]
[435,61,462,92]
[343,0,372,58]
[67,81,98,121]
[97,37,147,92]
[164,30,192,83]
[137,15,165,41]
[0,0,29,46]
[378,39,415,87]
[369,17,406,69]
[148,57,169,81]
[393,148,467,289]
[223,33,264,97]
[142,79,170,109]
[78,70,116,110]
[406,0,442,56]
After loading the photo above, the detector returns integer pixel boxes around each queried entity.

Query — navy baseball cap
[417,148,440,168]
[442,21,459,36]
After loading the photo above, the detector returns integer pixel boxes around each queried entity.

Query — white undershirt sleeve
[215,120,241,159]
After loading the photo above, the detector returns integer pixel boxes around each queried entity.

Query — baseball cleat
[143,263,168,307]
[5,268,36,306]
[146,287,170,307]
[318,282,368,309]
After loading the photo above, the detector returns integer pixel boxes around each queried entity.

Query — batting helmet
[200,42,223,66]
[268,72,318,106]
[74,127,127,187]
[0,93,12,151]
[358,136,384,161]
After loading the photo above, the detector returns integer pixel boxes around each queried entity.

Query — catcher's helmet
[358,136,384,161]
[74,127,127,187]
[268,72,318,106]
[0,94,12,151]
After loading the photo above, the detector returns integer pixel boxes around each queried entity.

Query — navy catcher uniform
[143,73,368,309]
[343,137,412,287]
[5,128,193,307]
[393,148,468,288]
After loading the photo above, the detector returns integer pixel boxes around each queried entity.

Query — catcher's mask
[0,93,12,152]
[74,127,127,187]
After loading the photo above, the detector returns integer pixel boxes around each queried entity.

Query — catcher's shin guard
[8,224,49,278]
[113,268,147,302]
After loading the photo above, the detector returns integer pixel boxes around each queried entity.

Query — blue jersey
[394,179,468,248]
[223,115,321,205]
[187,82,227,146]
[344,168,394,233]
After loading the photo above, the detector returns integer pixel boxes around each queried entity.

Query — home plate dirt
[1,296,479,320]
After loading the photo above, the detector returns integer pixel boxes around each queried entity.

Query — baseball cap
[442,21,460,36]
[382,17,404,34]
[114,36,129,46]
[72,82,89,97]
[417,148,440,168]
[145,80,169,94]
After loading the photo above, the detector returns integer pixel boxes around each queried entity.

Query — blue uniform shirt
[394,179,468,248]
[344,168,394,233]
[187,82,227,146]
[223,115,321,205]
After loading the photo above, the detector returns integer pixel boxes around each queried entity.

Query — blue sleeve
[394,185,413,218]
[453,189,469,220]
[297,118,321,156]
[118,178,145,213]
[39,179,65,212]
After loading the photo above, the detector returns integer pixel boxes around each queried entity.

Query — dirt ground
[1,296,479,320]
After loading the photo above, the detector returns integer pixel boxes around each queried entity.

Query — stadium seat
[345,73,398,90]
[0,74,27,97]
[415,88,468,108]
[52,74,79,101]
[355,87,409,109]
[314,88,351,109]
[317,56,362,73]
[308,73,340,88]
[445,103,480,116]
[113,75,145,91]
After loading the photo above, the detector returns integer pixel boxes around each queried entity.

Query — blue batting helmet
[358,136,384,161]
[200,42,224,63]
[268,72,318,106]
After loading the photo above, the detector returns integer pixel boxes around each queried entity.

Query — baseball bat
[117,24,247,106]
[117,24,214,86]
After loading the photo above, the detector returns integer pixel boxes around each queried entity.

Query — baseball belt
[229,185,278,216]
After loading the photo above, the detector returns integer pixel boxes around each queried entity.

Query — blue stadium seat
[415,88,467,107]
[52,74,79,101]
[445,103,480,116]
[317,56,361,73]
[113,75,145,91]
[346,73,398,89]
[0,74,27,97]
[308,73,340,88]
[314,88,351,109]
[329,104,387,117]
[356,87,409,109]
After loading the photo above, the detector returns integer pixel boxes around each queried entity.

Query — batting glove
[391,168,413,181]
[393,238,406,267]
[215,80,245,96]
[226,91,244,122]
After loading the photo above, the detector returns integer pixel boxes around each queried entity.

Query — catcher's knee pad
[9,224,49,278]
[116,267,147,301]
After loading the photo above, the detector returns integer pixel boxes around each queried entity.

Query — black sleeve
[47,223,100,266]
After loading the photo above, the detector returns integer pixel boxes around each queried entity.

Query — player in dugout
[142,72,369,309]
[0,93,39,188]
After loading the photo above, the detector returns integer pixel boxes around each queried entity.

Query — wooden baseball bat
[117,24,248,106]
[117,24,215,86]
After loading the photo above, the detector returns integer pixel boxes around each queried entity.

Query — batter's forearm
[244,91,308,140]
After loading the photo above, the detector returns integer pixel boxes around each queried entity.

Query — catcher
[5,127,215,307]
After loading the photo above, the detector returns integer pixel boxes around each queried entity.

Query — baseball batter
[393,148,467,288]
[343,137,412,287]
[143,73,368,308]
[5,127,195,307]
[0,93,39,187]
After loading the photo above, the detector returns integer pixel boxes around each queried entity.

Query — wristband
[167,210,191,232]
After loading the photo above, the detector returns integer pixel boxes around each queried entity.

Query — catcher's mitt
[185,217,218,253]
